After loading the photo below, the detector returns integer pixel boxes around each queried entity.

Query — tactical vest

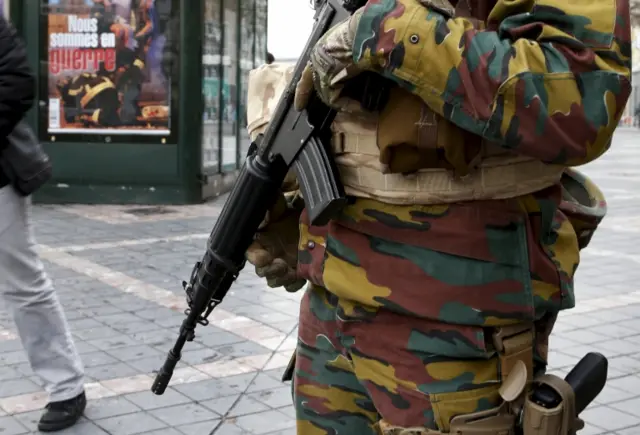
[246,0,565,205]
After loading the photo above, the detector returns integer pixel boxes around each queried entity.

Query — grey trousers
[0,185,85,402]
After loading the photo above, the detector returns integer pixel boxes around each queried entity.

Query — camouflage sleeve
[352,0,633,166]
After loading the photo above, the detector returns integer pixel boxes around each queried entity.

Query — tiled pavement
[0,128,639,434]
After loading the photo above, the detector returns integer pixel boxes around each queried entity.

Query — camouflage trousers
[292,284,554,434]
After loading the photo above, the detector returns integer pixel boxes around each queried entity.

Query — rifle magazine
[294,134,347,226]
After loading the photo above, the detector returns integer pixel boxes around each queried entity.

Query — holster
[377,323,583,435]
[375,323,534,435]
[490,323,584,435]
[522,375,584,435]
[438,321,536,435]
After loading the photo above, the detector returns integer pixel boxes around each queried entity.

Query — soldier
[245,0,631,434]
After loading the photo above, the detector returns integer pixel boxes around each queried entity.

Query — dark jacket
[0,16,36,189]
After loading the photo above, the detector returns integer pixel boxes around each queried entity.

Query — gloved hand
[245,192,307,292]
[294,8,366,113]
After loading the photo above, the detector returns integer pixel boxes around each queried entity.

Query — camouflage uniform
[246,0,632,433]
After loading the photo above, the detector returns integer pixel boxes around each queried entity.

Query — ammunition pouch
[376,87,484,178]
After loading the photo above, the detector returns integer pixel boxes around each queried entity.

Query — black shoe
[37,391,86,432]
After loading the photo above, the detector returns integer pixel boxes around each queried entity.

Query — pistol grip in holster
[522,374,584,435]
[491,324,584,435]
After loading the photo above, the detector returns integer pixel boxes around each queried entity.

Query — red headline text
[48,48,116,75]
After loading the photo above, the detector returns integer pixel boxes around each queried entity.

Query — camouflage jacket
[295,0,630,327]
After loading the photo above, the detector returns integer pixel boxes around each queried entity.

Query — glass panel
[202,0,222,171]
[222,0,238,172]
[39,0,179,144]
[254,0,267,66]
[238,0,255,160]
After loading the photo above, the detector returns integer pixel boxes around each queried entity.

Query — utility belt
[377,323,585,435]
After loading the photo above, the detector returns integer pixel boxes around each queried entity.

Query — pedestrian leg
[0,185,85,431]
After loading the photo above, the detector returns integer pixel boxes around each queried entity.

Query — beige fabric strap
[417,104,439,151]
[491,324,535,383]
[331,131,564,205]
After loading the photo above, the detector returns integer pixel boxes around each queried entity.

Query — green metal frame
[11,0,204,205]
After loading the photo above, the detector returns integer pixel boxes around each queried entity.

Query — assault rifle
[151,0,387,395]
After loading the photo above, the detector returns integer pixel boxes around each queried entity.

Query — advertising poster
[44,0,171,135]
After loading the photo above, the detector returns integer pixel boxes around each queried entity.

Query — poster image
[45,0,171,136]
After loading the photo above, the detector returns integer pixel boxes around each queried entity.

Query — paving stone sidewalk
[0,128,640,434]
